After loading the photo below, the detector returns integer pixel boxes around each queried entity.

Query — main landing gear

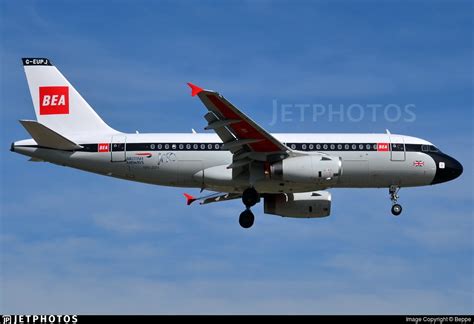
[389,185,402,216]
[239,209,254,228]
[239,188,260,228]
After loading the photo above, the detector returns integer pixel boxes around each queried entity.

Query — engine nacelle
[270,155,342,185]
[264,191,331,218]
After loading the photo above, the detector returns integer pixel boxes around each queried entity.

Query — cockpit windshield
[422,145,440,153]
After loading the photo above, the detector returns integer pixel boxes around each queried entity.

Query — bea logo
[39,86,69,115]
[98,143,110,152]
[377,143,389,151]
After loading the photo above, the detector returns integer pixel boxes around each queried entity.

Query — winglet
[187,83,204,97]
[183,193,197,205]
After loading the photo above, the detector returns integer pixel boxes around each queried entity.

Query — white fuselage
[13,132,439,193]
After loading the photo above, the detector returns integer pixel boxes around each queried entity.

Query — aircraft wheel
[242,187,259,207]
[391,204,402,216]
[239,209,255,228]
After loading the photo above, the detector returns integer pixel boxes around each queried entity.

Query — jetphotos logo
[39,86,69,115]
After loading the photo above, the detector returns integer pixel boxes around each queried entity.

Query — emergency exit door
[111,135,126,162]
[390,135,405,161]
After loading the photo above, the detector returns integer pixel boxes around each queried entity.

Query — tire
[391,204,402,216]
[239,210,255,228]
[242,188,259,207]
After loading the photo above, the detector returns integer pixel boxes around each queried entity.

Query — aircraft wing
[183,192,241,205]
[188,83,293,167]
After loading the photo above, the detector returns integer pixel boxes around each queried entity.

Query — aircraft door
[111,135,127,162]
[390,135,405,161]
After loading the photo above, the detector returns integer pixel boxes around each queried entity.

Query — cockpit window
[422,145,440,153]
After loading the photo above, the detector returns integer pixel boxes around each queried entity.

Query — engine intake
[264,191,332,218]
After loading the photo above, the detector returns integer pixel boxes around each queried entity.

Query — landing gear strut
[239,188,260,228]
[389,185,402,216]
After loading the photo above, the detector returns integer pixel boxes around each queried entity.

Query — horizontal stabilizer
[19,120,83,150]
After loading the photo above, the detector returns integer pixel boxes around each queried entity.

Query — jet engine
[270,155,342,185]
[264,191,331,218]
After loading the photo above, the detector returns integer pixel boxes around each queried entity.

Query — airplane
[11,58,463,228]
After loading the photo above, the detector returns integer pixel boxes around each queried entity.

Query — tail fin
[22,58,117,136]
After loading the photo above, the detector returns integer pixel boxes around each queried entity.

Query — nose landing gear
[389,185,402,216]
[239,188,260,228]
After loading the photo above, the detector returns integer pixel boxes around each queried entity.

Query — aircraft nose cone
[451,158,463,179]
[431,155,463,184]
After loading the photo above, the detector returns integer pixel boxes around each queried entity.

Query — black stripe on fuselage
[77,143,436,153]
[16,143,439,153]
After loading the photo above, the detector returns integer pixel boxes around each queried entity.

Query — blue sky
[1,0,473,314]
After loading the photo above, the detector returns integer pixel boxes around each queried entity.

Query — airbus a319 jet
[12,58,463,228]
